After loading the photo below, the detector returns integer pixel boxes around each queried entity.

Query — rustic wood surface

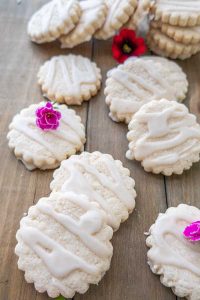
[0,1,199,300]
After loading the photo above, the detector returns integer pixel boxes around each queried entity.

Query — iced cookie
[105,57,188,124]
[147,39,200,59]
[15,192,113,298]
[147,28,200,59]
[152,0,200,27]
[125,0,151,34]
[50,151,136,231]
[151,21,200,45]
[94,0,137,40]
[60,0,107,48]
[146,204,200,299]
[38,55,102,105]
[126,99,200,176]
[27,0,81,43]
[7,102,85,170]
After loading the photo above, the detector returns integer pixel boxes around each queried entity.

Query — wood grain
[0,1,199,300]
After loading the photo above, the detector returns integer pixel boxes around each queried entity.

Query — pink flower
[183,221,200,242]
[36,102,61,131]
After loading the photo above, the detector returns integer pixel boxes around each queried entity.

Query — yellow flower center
[122,43,132,54]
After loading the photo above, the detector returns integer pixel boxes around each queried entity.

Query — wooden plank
[75,39,175,300]
[0,1,90,300]
[1,0,199,299]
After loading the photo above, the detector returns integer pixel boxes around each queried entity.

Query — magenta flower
[183,221,200,242]
[36,102,61,131]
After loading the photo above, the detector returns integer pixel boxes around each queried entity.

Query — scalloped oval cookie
[151,21,200,45]
[152,0,200,27]
[60,0,107,48]
[94,0,137,40]
[50,151,136,231]
[146,204,200,299]
[15,192,113,298]
[126,99,200,176]
[147,28,200,59]
[7,102,86,170]
[38,55,102,105]
[28,0,81,43]
[105,57,188,124]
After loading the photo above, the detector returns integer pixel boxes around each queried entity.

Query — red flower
[112,28,147,63]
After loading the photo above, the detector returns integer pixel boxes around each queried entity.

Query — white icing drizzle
[127,0,151,36]
[112,60,175,98]
[148,206,200,277]
[109,60,177,116]
[104,0,123,28]
[130,104,200,166]
[41,0,74,33]
[20,225,99,278]
[60,0,106,47]
[12,105,84,161]
[36,195,110,257]
[19,192,112,279]
[80,0,104,23]
[95,0,136,38]
[45,55,97,101]
[157,0,200,13]
[60,155,134,229]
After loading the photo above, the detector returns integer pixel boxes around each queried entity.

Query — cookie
[147,28,200,59]
[152,0,200,27]
[27,0,81,44]
[151,21,200,44]
[126,99,200,176]
[147,39,200,59]
[146,204,200,299]
[125,0,151,34]
[38,55,102,105]
[60,0,107,48]
[7,102,85,170]
[94,0,137,40]
[50,151,136,231]
[15,192,113,298]
[105,57,188,124]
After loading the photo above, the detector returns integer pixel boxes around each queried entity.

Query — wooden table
[1,1,200,300]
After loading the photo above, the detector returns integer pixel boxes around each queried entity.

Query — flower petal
[46,102,53,109]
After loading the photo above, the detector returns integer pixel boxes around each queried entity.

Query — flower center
[46,112,53,119]
[122,42,133,54]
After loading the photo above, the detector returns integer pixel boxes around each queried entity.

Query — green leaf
[55,296,68,300]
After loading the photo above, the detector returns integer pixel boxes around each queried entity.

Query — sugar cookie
[38,55,102,105]
[147,28,200,59]
[147,204,200,299]
[125,0,151,34]
[50,151,136,231]
[60,0,107,48]
[152,0,200,27]
[126,99,200,176]
[105,57,188,124]
[147,39,200,59]
[95,0,137,40]
[151,21,200,45]
[7,102,85,170]
[28,0,81,43]
[15,192,113,298]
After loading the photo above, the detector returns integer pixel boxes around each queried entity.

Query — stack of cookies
[147,0,200,59]
[15,151,137,298]
[27,0,138,48]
